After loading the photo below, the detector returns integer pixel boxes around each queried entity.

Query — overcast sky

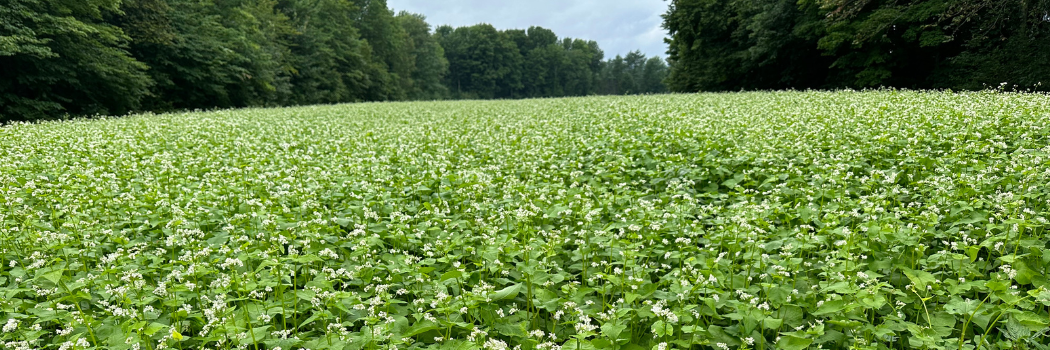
[386,0,670,58]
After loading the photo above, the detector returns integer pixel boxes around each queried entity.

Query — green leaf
[681,325,703,334]
[36,268,64,285]
[591,338,613,349]
[1012,311,1049,332]
[1030,289,1050,306]
[944,297,979,315]
[812,299,846,316]
[296,289,316,301]
[130,321,146,332]
[490,283,521,300]
[298,314,321,328]
[777,333,813,350]
[601,322,627,339]
[651,320,672,337]
[1013,261,1035,284]
[903,269,936,291]
[622,344,646,350]
[403,320,440,338]
[1002,317,1032,341]
[767,286,790,305]
[238,325,272,345]
[439,270,463,282]
[144,323,167,336]
[779,305,805,327]
[494,322,527,338]
[562,339,596,350]
[763,317,784,329]
[706,325,741,346]
[533,288,561,310]
[985,280,1009,292]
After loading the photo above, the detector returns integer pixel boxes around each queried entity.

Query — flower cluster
[1,91,1048,350]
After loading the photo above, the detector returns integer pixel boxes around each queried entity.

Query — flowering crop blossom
[0,91,1049,350]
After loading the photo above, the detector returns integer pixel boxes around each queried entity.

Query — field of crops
[1,91,1049,350]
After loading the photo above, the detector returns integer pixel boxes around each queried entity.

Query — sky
[386,0,670,59]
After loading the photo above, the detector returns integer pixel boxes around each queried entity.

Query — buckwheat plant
[1,91,1048,350]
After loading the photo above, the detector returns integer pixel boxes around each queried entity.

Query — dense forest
[0,0,668,122]
[663,0,1050,92]
[9,0,1040,122]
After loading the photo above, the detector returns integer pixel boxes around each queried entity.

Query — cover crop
[1,91,1048,350]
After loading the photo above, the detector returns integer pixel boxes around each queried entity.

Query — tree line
[437,25,668,99]
[662,0,1050,92]
[0,0,668,123]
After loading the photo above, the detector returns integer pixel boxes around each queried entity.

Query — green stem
[958,293,992,350]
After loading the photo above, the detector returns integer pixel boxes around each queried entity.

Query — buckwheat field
[2,91,1049,350]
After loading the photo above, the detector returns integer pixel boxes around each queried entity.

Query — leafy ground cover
[1,91,1049,350]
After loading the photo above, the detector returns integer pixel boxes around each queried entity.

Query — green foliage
[120,0,295,111]
[817,0,960,87]
[560,39,605,96]
[663,0,833,91]
[664,0,1050,91]
[935,0,1050,90]
[1,0,668,122]
[0,0,152,122]
[438,24,525,99]
[279,0,373,105]
[397,12,450,100]
[597,51,670,95]
[439,24,663,100]
[2,91,1049,350]
[350,0,413,101]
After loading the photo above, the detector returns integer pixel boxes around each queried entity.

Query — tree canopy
[1,0,669,122]
[437,24,668,100]
[663,0,1050,92]
[1,0,151,122]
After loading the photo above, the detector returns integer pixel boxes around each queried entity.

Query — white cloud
[386,0,669,58]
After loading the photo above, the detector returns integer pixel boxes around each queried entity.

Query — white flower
[1000,264,1017,279]
[482,338,508,350]
[3,318,18,333]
